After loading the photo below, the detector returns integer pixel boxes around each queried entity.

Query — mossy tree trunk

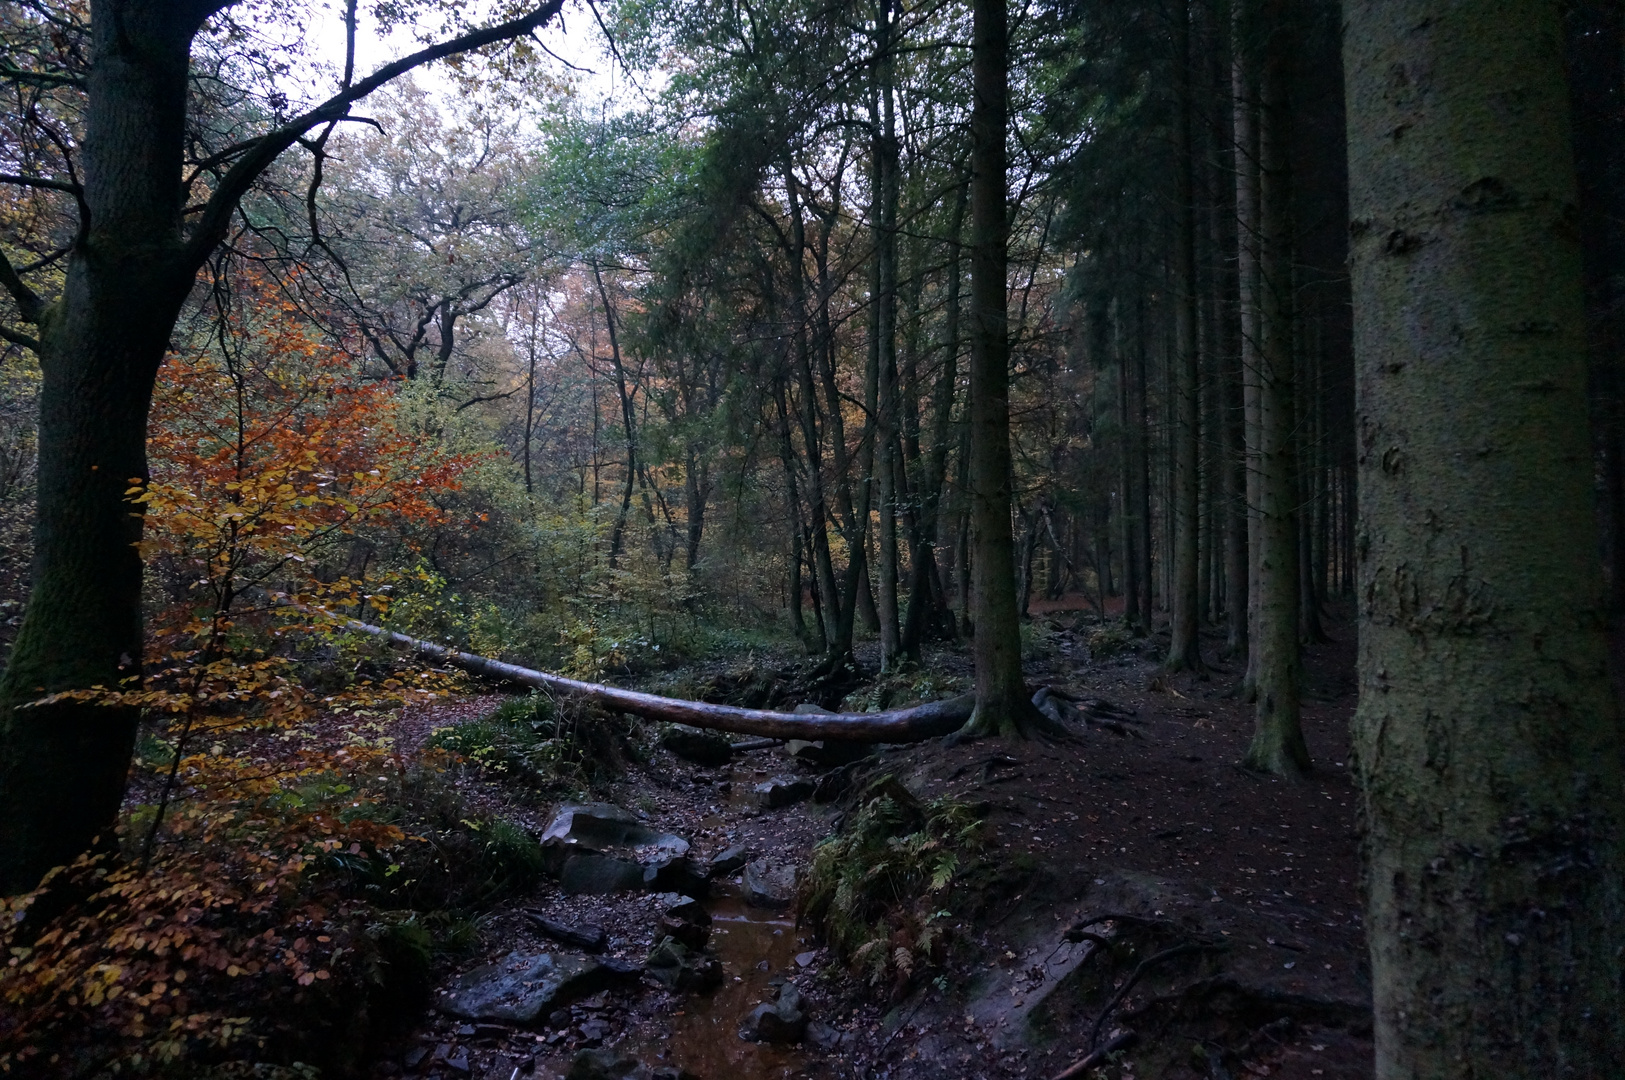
[0,1,207,895]
[1345,0,1625,1072]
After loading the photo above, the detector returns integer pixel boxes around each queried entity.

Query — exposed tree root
[1049,1029,1138,1080]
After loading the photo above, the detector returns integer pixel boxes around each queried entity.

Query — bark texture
[1345,0,1625,1073]
[963,0,1038,735]
[0,0,208,895]
[1244,0,1309,776]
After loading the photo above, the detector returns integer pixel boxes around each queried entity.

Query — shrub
[799,776,987,999]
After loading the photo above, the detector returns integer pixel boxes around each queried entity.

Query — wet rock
[742,858,797,909]
[805,1020,849,1051]
[661,726,734,766]
[526,912,608,951]
[577,1018,610,1044]
[657,894,713,950]
[560,853,649,895]
[795,949,820,968]
[565,1053,699,1080]
[740,984,807,1044]
[644,938,724,993]
[784,739,872,768]
[642,855,710,898]
[440,951,624,1024]
[565,1050,640,1080]
[707,845,751,877]
[754,777,814,809]
[792,703,834,714]
[542,804,689,861]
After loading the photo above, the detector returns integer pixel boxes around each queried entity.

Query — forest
[0,0,1619,1077]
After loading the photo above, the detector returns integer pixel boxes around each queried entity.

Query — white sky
[299,0,652,119]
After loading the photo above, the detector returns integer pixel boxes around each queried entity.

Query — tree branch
[0,172,81,196]
[0,250,44,324]
[0,323,40,352]
[0,66,83,89]
[181,0,564,274]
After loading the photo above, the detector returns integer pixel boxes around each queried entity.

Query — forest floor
[371,608,1372,1080]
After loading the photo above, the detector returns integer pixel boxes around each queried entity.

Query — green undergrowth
[838,666,968,713]
[800,776,989,999]
[426,692,631,794]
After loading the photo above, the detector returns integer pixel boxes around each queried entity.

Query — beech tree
[1345,0,1625,1070]
[0,0,564,895]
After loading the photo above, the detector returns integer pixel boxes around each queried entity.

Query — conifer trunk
[1345,0,1625,1071]
[963,0,1040,734]
[1244,0,1309,775]
[1167,0,1204,671]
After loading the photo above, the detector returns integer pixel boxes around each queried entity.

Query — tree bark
[1345,0,1625,1072]
[962,0,1044,736]
[872,7,902,669]
[783,162,844,649]
[1167,0,1204,672]
[1116,296,1144,631]
[1243,0,1308,776]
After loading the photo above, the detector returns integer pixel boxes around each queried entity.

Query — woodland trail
[377,611,1373,1080]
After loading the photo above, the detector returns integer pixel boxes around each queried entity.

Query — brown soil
[378,609,1371,1080]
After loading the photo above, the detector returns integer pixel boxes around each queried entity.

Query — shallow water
[640,894,815,1079]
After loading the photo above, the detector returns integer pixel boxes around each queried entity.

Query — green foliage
[425,692,626,793]
[354,765,548,912]
[840,668,969,713]
[800,777,986,997]
[1087,624,1135,657]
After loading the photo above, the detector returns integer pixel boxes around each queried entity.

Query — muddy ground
[375,610,1372,1080]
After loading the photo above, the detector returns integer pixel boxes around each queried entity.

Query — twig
[1088,943,1221,1049]
[1049,1029,1137,1080]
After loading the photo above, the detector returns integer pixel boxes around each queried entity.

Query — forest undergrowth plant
[427,693,630,794]
[799,776,988,1000]
[0,271,509,1076]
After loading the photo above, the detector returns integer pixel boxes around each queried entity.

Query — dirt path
[378,615,1371,1080]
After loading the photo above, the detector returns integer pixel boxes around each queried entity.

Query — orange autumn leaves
[0,275,483,1073]
[142,287,475,620]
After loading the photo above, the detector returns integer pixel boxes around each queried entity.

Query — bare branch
[0,250,44,324]
[181,0,565,274]
[0,66,83,89]
[0,172,81,195]
[0,324,41,353]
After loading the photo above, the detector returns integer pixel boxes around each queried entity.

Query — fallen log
[347,619,974,743]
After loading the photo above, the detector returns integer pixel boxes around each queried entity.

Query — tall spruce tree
[1345,0,1625,1070]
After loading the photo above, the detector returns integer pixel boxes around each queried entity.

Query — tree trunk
[902,178,969,657]
[0,1,211,894]
[783,163,844,650]
[1133,287,1156,628]
[1243,0,1309,776]
[1116,297,1144,631]
[1235,16,1265,697]
[963,0,1044,736]
[1346,0,1625,1072]
[1167,0,1204,672]
[872,11,902,669]
[593,264,637,572]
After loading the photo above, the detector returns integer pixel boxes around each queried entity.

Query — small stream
[637,894,814,1079]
